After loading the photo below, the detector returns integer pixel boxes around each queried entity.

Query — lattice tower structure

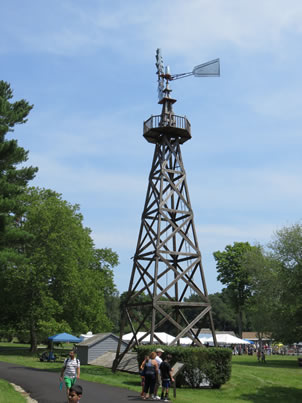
[113,80,217,372]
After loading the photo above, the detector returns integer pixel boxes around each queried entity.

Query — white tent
[179,337,203,345]
[122,332,174,345]
[203,333,250,345]
[199,336,211,343]
[80,331,94,341]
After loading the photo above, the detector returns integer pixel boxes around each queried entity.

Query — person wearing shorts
[159,355,174,401]
[60,350,80,399]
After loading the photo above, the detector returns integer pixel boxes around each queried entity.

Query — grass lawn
[0,344,302,402]
[0,379,26,403]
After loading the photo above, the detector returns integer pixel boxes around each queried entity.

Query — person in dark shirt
[159,355,174,401]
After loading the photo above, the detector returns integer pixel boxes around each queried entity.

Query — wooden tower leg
[113,135,216,371]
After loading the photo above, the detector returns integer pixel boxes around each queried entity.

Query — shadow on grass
[240,385,302,402]
[81,366,116,376]
[0,346,69,363]
[233,359,298,370]
[8,366,56,373]
[0,347,33,355]
[120,380,140,387]
[80,366,139,385]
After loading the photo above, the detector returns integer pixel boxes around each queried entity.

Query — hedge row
[136,345,232,389]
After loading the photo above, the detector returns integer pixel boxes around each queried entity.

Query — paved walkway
[0,362,142,403]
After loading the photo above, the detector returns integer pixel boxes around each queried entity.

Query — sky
[2,0,302,295]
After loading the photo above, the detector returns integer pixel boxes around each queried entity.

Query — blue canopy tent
[43,333,82,362]
[48,332,82,343]
[243,339,255,344]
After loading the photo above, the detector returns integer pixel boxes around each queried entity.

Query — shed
[76,333,128,365]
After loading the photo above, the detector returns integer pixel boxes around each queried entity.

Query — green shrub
[136,345,232,389]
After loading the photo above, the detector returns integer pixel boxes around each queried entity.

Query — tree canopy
[0,187,119,351]
[243,246,280,342]
[0,80,37,265]
[213,242,256,337]
[267,224,302,343]
[0,81,121,350]
[213,226,302,344]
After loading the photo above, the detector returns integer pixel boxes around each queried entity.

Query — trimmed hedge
[136,345,232,389]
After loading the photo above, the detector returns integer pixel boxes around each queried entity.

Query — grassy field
[0,344,301,402]
[0,379,26,403]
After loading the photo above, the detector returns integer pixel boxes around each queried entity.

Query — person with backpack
[60,350,80,399]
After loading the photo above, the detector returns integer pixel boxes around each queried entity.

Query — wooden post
[171,362,184,398]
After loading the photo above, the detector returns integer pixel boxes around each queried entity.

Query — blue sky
[2,0,302,295]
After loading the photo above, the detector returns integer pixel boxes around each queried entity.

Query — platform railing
[144,114,191,135]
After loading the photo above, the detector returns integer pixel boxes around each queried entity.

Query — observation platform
[143,113,191,144]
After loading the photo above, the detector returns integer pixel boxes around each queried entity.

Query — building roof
[242,332,272,340]
[77,333,127,348]
[193,328,236,337]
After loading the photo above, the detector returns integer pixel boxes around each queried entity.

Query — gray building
[76,333,128,365]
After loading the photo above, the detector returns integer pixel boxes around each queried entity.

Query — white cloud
[248,87,302,119]
[189,166,302,212]
[151,0,302,56]
[92,229,138,250]
[30,153,146,195]
[3,1,302,58]
[196,223,275,250]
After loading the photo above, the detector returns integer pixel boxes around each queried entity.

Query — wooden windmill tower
[113,50,219,371]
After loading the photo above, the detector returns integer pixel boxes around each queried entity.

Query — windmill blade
[193,58,220,77]
[156,48,164,75]
[156,48,165,101]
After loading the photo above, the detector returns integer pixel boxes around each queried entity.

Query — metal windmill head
[155,48,220,101]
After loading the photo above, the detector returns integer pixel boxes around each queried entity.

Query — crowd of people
[231,344,273,363]
[59,348,174,401]
[59,347,176,401]
[232,343,273,357]
[139,348,174,401]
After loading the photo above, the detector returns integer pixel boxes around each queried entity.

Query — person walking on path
[60,350,80,399]
[159,354,174,401]
[153,348,164,400]
[142,351,159,400]
[0,361,141,402]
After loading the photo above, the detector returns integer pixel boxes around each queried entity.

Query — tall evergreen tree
[0,80,38,264]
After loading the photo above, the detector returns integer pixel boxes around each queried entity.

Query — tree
[209,290,238,332]
[90,248,120,332]
[268,223,302,343]
[243,246,280,345]
[0,81,37,345]
[1,187,119,351]
[213,242,256,337]
[0,81,37,265]
[119,291,152,335]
